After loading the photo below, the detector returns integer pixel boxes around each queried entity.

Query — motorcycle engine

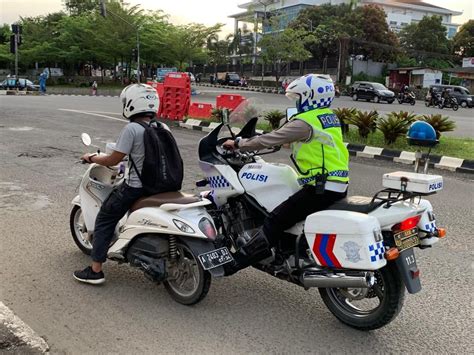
[223,199,261,247]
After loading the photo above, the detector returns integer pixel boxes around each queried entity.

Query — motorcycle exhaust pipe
[301,271,375,289]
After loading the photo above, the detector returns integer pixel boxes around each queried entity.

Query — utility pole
[14,34,18,80]
[257,0,273,87]
[99,0,141,83]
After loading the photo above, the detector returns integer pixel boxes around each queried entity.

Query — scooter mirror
[81,133,92,147]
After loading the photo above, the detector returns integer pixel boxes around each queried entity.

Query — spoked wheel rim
[326,271,385,318]
[167,244,201,298]
[73,207,92,250]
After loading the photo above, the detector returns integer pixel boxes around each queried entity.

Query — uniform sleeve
[238,120,312,152]
[114,124,135,155]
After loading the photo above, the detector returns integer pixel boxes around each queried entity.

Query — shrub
[263,110,286,130]
[346,110,378,139]
[378,113,414,145]
[333,107,358,135]
[421,114,456,139]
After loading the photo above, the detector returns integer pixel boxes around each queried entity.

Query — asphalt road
[0,95,473,354]
[193,86,474,138]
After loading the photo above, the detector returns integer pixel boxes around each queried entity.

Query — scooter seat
[328,196,380,214]
[130,192,202,213]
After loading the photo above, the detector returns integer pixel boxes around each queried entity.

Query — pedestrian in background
[92,81,98,96]
[38,69,48,95]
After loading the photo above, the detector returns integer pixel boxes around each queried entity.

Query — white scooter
[70,134,230,305]
[195,101,446,330]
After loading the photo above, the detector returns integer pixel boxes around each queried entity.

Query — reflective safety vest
[290,108,349,186]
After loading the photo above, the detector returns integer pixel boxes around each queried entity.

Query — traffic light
[132,48,138,61]
[11,24,22,34]
[10,35,16,54]
[99,0,107,17]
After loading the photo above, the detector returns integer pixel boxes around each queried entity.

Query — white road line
[84,111,122,115]
[58,109,126,123]
[0,301,49,353]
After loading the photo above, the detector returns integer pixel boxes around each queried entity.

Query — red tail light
[392,215,421,232]
[198,218,217,240]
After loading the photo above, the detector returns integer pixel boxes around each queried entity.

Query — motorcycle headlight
[173,219,195,234]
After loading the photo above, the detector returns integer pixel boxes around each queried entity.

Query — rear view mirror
[286,107,298,121]
[81,133,92,147]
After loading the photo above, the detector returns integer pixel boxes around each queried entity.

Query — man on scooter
[222,74,349,274]
[74,84,159,284]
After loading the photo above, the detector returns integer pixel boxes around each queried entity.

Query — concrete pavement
[0,95,473,353]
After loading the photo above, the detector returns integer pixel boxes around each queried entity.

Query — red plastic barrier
[160,73,191,120]
[216,94,245,111]
[188,103,213,119]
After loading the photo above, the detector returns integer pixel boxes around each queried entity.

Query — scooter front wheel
[70,205,93,255]
[164,241,211,305]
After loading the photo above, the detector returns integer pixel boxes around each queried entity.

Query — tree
[352,5,399,62]
[258,28,311,88]
[453,20,474,57]
[64,0,101,16]
[399,15,451,62]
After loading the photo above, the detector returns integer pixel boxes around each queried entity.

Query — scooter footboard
[304,211,387,271]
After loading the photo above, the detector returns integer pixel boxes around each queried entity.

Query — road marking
[83,110,122,115]
[0,301,49,353]
[58,109,126,123]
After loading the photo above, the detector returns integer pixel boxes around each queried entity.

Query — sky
[0,0,472,34]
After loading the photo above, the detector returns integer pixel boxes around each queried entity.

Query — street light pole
[257,0,273,88]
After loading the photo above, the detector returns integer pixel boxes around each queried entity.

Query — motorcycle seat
[130,192,202,213]
[328,195,380,214]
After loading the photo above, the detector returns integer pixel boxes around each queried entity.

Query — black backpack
[130,120,184,195]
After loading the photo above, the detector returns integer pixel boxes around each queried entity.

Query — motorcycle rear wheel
[70,205,93,255]
[164,241,211,305]
[319,263,405,330]
[453,104,459,111]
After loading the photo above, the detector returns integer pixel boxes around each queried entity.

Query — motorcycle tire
[70,205,93,255]
[438,103,444,109]
[352,94,358,101]
[410,100,416,106]
[164,241,211,305]
[319,262,405,331]
[425,101,430,107]
[398,99,403,104]
[453,104,459,111]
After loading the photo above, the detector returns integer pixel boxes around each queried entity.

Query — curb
[0,90,41,96]
[181,119,474,174]
[0,301,49,353]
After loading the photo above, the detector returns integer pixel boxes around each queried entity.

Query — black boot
[224,229,272,276]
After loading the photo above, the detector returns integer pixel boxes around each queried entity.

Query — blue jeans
[91,183,144,263]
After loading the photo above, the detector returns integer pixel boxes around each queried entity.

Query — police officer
[223,74,349,273]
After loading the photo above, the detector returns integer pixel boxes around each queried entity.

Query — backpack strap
[128,120,150,183]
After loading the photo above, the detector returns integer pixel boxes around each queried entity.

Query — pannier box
[305,211,386,271]
[382,171,443,194]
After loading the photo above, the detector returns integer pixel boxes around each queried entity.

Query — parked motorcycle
[398,91,416,105]
[196,100,446,330]
[70,134,227,305]
[439,96,459,111]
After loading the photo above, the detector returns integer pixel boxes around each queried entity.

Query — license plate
[394,228,420,251]
[198,247,233,270]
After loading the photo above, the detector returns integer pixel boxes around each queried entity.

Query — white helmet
[285,74,335,112]
[120,83,159,119]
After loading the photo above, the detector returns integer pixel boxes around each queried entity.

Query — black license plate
[394,228,420,251]
[198,247,233,270]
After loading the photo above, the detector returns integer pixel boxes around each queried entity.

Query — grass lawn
[186,119,473,160]
[344,129,474,160]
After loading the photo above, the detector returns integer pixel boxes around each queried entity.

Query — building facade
[231,0,462,41]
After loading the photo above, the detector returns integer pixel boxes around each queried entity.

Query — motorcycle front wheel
[453,104,459,111]
[70,205,93,255]
[164,241,211,305]
[319,263,405,330]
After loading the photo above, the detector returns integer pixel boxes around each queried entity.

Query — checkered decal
[425,222,437,233]
[369,242,385,262]
[208,175,230,189]
[317,97,334,108]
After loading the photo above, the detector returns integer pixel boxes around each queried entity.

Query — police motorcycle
[197,99,446,330]
[70,133,225,305]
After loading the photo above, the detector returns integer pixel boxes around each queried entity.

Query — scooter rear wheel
[164,241,211,305]
[70,205,93,255]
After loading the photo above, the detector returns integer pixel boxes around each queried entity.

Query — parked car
[427,85,473,108]
[217,72,241,86]
[0,78,40,91]
[184,72,196,82]
[351,81,395,104]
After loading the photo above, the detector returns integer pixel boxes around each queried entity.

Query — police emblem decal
[341,241,362,263]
